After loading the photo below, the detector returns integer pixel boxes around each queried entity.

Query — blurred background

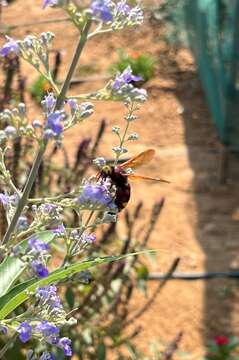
[2,0,239,359]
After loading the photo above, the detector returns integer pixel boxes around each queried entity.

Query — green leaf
[0,251,154,320]
[97,343,106,360]
[0,231,55,298]
[65,287,75,309]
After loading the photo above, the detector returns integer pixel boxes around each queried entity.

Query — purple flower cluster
[0,193,9,207]
[0,37,19,57]
[36,320,59,337]
[70,230,96,255]
[78,183,116,210]
[0,193,18,208]
[52,223,66,236]
[42,0,143,28]
[17,322,32,343]
[28,237,50,253]
[91,0,113,22]
[42,93,56,113]
[110,66,147,103]
[90,0,143,26]
[17,286,72,356]
[112,66,142,90]
[36,285,63,309]
[41,94,65,138]
[31,260,49,278]
[17,320,72,357]
[81,233,96,245]
[27,237,50,278]
[45,111,64,139]
[113,1,143,28]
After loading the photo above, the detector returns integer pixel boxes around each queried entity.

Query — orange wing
[120,149,156,170]
[127,174,170,183]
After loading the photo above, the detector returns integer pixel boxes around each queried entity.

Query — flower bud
[4,125,17,138]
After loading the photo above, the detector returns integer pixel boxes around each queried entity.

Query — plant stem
[2,19,92,245]
[114,103,134,166]
[55,20,91,109]
[2,144,46,245]
[0,333,17,359]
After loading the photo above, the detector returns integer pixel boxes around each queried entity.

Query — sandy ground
[2,1,239,358]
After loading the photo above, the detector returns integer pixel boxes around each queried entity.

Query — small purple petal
[36,285,63,309]
[31,260,49,278]
[42,0,58,9]
[47,112,64,136]
[112,66,142,90]
[28,237,50,253]
[52,223,65,236]
[43,93,56,112]
[68,98,78,111]
[0,193,9,206]
[0,38,19,57]
[81,233,96,245]
[78,183,115,209]
[36,321,59,337]
[17,322,32,343]
[91,0,113,22]
[115,1,130,14]
[58,337,72,357]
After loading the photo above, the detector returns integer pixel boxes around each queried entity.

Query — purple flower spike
[68,98,78,111]
[36,321,59,337]
[78,184,115,209]
[81,233,96,245]
[0,193,9,207]
[31,260,49,278]
[115,1,130,14]
[91,0,113,22]
[58,337,72,357]
[43,93,56,113]
[36,285,57,300]
[46,112,64,136]
[28,237,50,253]
[17,322,32,343]
[0,37,19,57]
[52,223,65,236]
[36,285,63,309]
[113,66,142,90]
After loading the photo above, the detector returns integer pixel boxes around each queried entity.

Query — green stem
[2,19,92,245]
[63,210,95,266]
[55,20,91,109]
[2,144,46,245]
[114,104,134,166]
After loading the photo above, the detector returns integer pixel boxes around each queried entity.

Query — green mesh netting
[170,0,239,147]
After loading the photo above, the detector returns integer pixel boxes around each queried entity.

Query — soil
[2,1,239,359]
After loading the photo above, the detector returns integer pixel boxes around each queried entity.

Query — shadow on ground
[159,50,239,345]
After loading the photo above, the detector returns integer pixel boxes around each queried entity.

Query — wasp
[100,149,169,212]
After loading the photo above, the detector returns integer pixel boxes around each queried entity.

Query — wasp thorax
[102,165,112,175]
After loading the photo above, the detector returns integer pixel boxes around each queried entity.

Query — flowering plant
[205,336,239,360]
[0,1,150,359]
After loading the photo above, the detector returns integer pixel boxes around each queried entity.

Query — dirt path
[2,1,239,358]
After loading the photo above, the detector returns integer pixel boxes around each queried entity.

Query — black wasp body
[100,165,131,212]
